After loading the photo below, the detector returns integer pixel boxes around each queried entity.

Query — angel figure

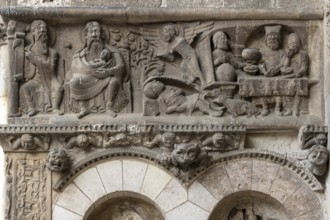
[131,22,213,88]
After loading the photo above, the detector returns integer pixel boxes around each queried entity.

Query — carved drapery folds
[4,19,319,121]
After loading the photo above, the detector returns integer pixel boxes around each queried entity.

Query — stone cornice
[0,7,323,24]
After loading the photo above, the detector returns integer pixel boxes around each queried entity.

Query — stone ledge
[0,7,323,23]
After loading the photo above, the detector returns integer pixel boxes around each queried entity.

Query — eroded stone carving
[69,21,129,118]
[7,134,50,151]
[19,20,63,117]
[294,125,329,176]
[63,133,103,150]
[11,158,48,220]
[228,202,280,220]
[5,156,12,220]
[46,148,70,172]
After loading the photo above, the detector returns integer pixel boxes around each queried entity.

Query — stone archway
[52,155,324,220]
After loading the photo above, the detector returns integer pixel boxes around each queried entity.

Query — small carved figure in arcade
[19,20,63,117]
[70,21,128,118]
[282,33,309,78]
[64,134,102,150]
[202,132,239,151]
[212,31,244,83]
[8,134,50,150]
[146,132,176,152]
[259,25,286,77]
[46,148,70,172]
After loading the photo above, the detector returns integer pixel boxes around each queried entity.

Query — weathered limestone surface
[0,0,329,220]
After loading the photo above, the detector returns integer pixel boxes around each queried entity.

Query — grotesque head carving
[76,134,90,149]
[162,132,176,149]
[171,142,204,171]
[20,134,36,150]
[46,149,70,172]
[307,145,328,166]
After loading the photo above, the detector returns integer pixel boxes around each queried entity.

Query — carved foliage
[6,157,48,220]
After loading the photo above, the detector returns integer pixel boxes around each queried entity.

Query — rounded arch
[197,156,324,220]
[52,154,324,220]
[84,192,164,220]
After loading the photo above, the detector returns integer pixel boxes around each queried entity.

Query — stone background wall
[0,0,329,220]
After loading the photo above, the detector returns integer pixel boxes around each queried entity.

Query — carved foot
[283,109,292,116]
[27,109,38,117]
[209,110,224,117]
[261,109,269,117]
[53,108,64,115]
[76,109,90,118]
[275,109,282,116]
[106,109,117,118]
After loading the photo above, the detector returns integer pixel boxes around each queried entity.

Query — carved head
[100,48,111,61]
[213,31,229,50]
[76,134,90,149]
[162,132,176,148]
[84,21,104,48]
[315,133,327,146]
[212,132,226,149]
[31,20,48,43]
[265,25,281,50]
[162,24,178,42]
[144,80,165,99]
[307,145,328,166]
[46,149,70,172]
[288,33,301,54]
[172,143,201,169]
[20,134,36,150]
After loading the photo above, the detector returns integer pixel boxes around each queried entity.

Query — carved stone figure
[259,25,286,77]
[64,134,102,150]
[302,133,327,149]
[70,21,128,118]
[228,203,263,220]
[212,31,244,82]
[46,149,70,172]
[19,20,63,117]
[211,94,259,118]
[103,133,141,147]
[168,142,209,172]
[146,132,176,152]
[202,132,239,151]
[158,86,224,116]
[159,23,206,86]
[282,33,309,78]
[8,134,50,150]
[300,145,329,176]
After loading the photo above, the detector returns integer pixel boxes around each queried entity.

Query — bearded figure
[46,149,70,172]
[20,20,63,117]
[259,25,286,77]
[70,21,128,118]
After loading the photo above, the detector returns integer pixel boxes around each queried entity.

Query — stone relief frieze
[4,19,320,121]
